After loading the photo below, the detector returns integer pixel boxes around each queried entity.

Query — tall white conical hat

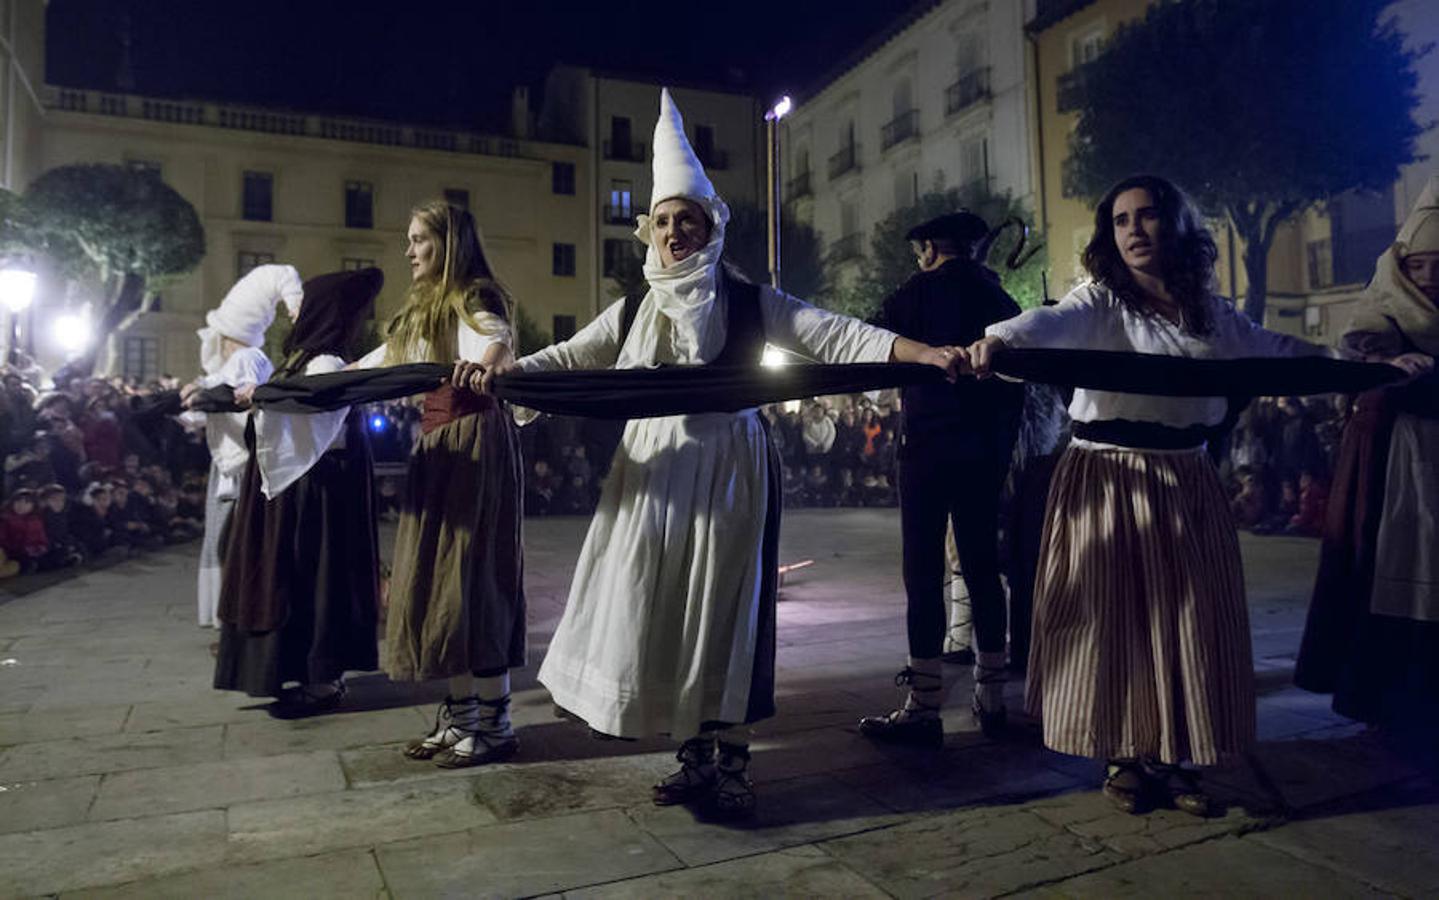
[636,88,729,243]
[649,87,715,212]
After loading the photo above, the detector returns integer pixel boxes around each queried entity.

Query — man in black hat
[859,211,1025,747]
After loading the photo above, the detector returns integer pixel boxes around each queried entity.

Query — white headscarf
[618,88,732,370]
[197,264,304,375]
[1345,175,1439,356]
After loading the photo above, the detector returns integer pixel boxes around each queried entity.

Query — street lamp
[0,268,37,364]
[763,95,792,290]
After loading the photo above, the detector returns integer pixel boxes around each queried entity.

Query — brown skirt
[1025,444,1255,766]
[383,402,525,681]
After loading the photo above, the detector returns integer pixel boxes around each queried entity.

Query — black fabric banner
[243,351,1408,419]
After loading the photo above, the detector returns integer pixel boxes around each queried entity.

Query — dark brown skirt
[383,402,526,681]
[215,414,380,697]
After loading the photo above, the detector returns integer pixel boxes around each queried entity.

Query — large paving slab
[1021,835,1388,898]
[0,722,224,781]
[564,845,890,899]
[374,808,682,898]
[1249,778,1439,898]
[226,776,501,863]
[821,802,1128,899]
[65,847,389,899]
[0,809,227,896]
[88,749,346,821]
[0,772,99,834]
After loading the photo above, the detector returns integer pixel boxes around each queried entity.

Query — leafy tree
[822,182,1047,320]
[1064,0,1427,322]
[722,201,829,299]
[25,163,206,371]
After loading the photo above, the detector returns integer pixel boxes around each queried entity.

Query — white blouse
[355,312,513,369]
[255,354,350,499]
[985,282,1336,429]
[518,284,895,373]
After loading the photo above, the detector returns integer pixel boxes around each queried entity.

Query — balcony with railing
[786,171,812,201]
[830,233,864,262]
[603,203,636,225]
[604,140,646,162]
[880,110,920,152]
[45,86,540,159]
[828,144,860,180]
[946,67,993,116]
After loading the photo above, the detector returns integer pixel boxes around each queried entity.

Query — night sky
[46,0,928,131]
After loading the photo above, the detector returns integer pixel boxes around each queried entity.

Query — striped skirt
[1025,444,1255,766]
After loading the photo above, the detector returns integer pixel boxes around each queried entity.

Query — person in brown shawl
[213,267,385,718]
[1295,176,1439,733]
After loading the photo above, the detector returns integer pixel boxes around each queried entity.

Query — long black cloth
[241,351,1408,419]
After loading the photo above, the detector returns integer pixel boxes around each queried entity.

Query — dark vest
[621,272,766,368]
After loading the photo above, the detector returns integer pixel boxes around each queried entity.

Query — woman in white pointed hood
[1296,175,1439,732]
[185,264,303,630]
[485,88,959,815]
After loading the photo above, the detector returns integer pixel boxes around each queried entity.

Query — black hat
[905,211,989,245]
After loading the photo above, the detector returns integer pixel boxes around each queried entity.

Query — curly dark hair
[1081,174,1218,336]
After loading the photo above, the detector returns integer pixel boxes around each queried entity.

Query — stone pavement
[0,509,1435,898]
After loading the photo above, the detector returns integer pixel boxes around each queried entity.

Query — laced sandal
[972,659,1008,738]
[653,737,716,806]
[1148,762,1213,818]
[1102,759,1150,814]
[434,696,518,768]
[858,667,944,748]
[404,696,476,760]
[711,742,756,818]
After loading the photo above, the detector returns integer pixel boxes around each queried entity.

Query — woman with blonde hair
[355,200,525,767]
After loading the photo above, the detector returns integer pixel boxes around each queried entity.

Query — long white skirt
[1371,413,1439,622]
[197,463,235,629]
[539,409,770,739]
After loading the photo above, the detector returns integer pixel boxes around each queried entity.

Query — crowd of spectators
[1217,395,1350,537]
[0,355,209,581]
[764,395,902,508]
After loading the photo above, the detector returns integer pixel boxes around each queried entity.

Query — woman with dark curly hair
[962,174,1427,816]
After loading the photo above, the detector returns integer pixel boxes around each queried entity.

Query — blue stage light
[369,415,387,432]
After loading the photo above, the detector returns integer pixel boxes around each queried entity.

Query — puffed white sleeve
[353,343,389,370]
[984,283,1110,350]
[516,299,627,372]
[255,354,352,499]
[758,286,896,364]
[1210,297,1339,359]
[458,313,514,363]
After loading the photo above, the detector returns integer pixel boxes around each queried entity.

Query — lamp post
[0,268,37,364]
[763,95,792,290]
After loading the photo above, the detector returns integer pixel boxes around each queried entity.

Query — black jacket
[869,258,1024,459]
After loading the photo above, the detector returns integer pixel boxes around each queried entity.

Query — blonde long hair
[384,200,514,364]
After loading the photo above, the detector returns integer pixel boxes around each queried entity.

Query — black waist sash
[1072,419,1211,450]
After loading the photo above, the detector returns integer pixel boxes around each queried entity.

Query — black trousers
[898,451,1010,659]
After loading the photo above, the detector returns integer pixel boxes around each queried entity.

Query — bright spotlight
[52,313,92,352]
[369,414,388,432]
[765,95,793,122]
[761,345,788,368]
[0,269,36,313]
